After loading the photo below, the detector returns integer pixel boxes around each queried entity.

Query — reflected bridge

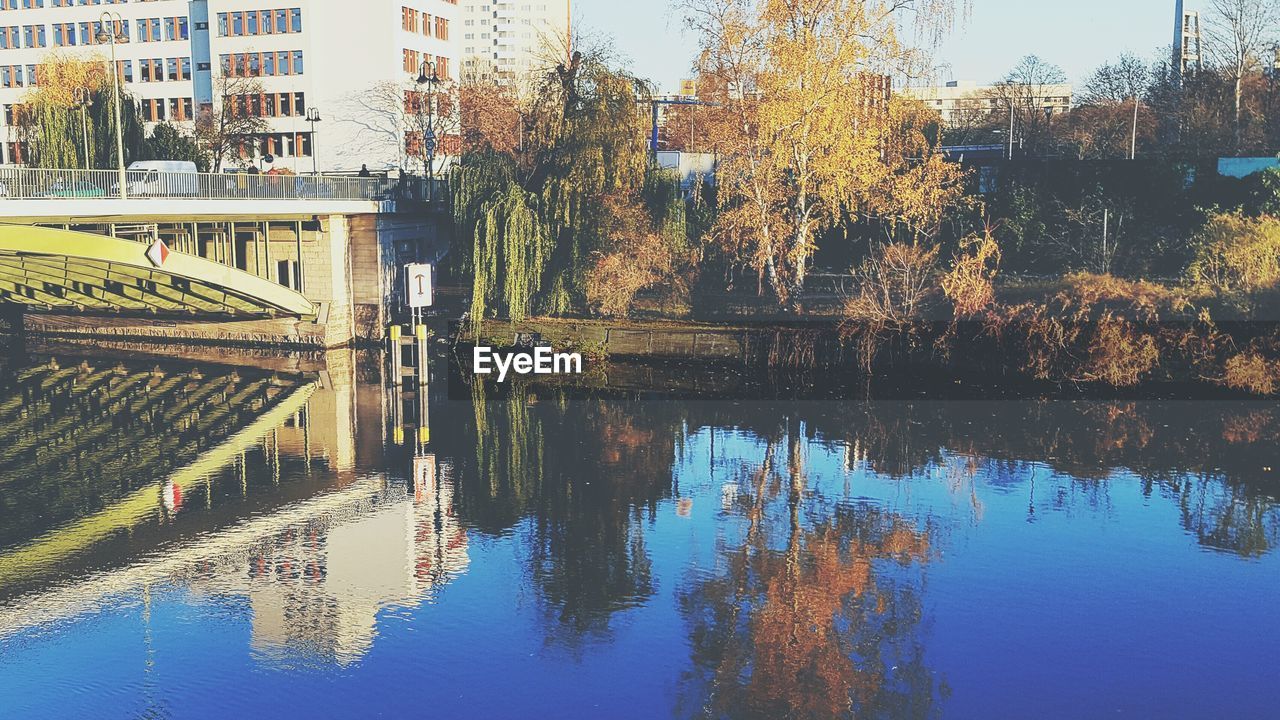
[0,224,315,317]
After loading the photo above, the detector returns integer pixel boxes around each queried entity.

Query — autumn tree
[458,77,522,155]
[682,0,967,304]
[680,424,938,718]
[451,43,692,322]
[17,54,146,169]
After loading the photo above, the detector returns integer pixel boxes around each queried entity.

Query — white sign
[405,263,434,308]
[146,239,170,268]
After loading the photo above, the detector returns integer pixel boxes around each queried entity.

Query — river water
[0,346,1277,719]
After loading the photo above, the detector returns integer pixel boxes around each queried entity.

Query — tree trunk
[1235,72,1244,151]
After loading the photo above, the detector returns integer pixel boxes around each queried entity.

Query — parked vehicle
[44,180,105,198]
[123,160,200,197]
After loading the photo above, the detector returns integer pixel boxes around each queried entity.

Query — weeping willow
[450,47,657,323]
[20,79,146,169]
[471,185,553,326]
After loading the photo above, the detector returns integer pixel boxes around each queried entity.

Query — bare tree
[334,79,458,175]
[1079,53,1154,159]
[1204,0,1280,150]
[986,55,1068,157]
[195,73,270,172]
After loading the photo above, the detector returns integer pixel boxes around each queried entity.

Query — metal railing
[0,167,443,202]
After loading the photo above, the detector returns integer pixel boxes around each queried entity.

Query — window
[402,7,418,33]
[435,17,448,41]
[403,48,417,74]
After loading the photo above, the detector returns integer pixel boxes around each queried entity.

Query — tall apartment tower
[459,0,571,88]
[1173,0,1202,82]
[0,1,462,172]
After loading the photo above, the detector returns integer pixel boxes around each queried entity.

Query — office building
[0,0,462,172]
[902,80,1073,126]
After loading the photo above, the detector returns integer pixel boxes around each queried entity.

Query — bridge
[0,224,315,317]
[0,167,449,347]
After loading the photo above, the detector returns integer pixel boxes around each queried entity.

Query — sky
[572,0,1182,93]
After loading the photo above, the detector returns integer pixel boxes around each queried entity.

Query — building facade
[459,0,569,89]
[0,0,462,172]
[902,79,1074,127]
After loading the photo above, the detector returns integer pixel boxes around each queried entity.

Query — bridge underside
[0,224,315,317]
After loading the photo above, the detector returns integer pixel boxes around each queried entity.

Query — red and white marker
[146,239,170,268]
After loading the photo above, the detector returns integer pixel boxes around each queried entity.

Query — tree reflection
[456,382,680,639]
[680,425,938,720]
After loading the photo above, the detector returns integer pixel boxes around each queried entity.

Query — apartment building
[0,0,462,172]
[460,0,568,89]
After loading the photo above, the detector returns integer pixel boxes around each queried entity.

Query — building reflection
[0,347,468,667]
[202,461,467,667]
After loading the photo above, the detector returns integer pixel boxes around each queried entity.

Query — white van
[126,160,200,197]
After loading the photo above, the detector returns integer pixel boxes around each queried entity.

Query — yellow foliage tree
[683,0,967,304]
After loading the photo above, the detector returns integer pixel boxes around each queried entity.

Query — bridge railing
[0,167,438,202]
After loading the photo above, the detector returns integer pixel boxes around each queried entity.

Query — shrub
[1187,213,1280,295]
[842,242,941,327]
[842,242,941,370]
[1223,353,1280,396]
[942,233,1001,318]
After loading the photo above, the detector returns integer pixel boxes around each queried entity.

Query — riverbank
[456,274,1280,397]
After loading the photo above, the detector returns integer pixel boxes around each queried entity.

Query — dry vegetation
[836,227,1280,394]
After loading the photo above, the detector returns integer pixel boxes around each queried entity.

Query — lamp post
[72,87,92,169]
[305,107,321,175]
[96,12,128,199]
[1130,95,1140,161]
[415,62,439,182]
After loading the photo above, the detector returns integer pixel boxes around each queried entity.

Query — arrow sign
[405,263,434,309]
[146,239,170,268]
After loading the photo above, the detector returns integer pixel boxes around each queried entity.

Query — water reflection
[0,353,1277,718]
[0,349,467,670]
[459,383,678,638]
[680,428,938,719]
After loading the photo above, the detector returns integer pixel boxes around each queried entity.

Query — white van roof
[128,160,198,171]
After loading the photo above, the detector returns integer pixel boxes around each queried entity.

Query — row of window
[0,24,42,49]
[400,7,449,40]
[403,89,453,115]
[136,16,186,43]
[50,20,127,47]
[219,50,304,78]
[0,63,34,87]
[238,132,313,159]
[141,95,193,122]
[134,56,190,82]
[401,50,450,80]
[216,8,301,37]
[3,0,176,9]
[225,91,306,119]
[0,17,185,46]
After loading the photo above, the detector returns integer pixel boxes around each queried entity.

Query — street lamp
[415,62,439,182]
[305,107,321,175]
[71,87,92,169]
[96,12,128,199]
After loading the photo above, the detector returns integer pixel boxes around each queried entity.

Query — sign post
[405,263,434,386]
[405,263,434,310]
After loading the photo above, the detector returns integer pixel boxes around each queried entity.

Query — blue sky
[573,0,1181,92]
